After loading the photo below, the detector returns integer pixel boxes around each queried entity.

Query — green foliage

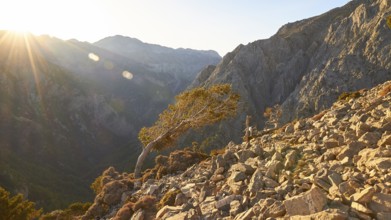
[337,91,361,102]
[40,202,91,220]
[90,175,103,195]
[138,84,240,151]
[0,187,42,220]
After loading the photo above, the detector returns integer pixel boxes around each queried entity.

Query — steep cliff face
[192,0,391,131]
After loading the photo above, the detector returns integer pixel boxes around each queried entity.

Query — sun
[0,0,109,43]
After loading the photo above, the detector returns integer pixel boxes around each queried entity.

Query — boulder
[284,150,298,169]
[248,168,264,194]
[166,212,188,220]
[336,141,365,161]
[156,206,183,219]
[283,186,327,216]
[263,201,286,218]
[358,131,381,145]
[289,209,348,220]
[230,171,247,182]
[378,134,391,147]
[351,186,376,203]
[230,200,243,216]
[368,193,391,213]
[215,195,240,210]
[351,201,372,214]
[131,209,144,220]
[265,160,284,180]
[230,163,255,175]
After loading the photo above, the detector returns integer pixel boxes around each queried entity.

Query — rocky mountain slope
[80,80,391,220]
[0,31,220,210]
[191,0,391,144]
[94,35,221,93]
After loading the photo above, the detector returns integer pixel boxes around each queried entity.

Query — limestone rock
[283,186,327,216]
[289,209,348,220]
[351,201,372,214]
[230,200,243,216]
[230,163,255,175]
[351,187,376,203]
[368,193,391,213]
[378,134,391,147]
[131,209,144,220]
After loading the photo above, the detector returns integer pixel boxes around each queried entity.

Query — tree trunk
[133,121,188,178]
[134,140,156,179]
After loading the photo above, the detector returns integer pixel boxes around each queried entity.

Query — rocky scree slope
[191,0,391,144]
[81,81,391,219]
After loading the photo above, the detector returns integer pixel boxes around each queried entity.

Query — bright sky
[0,0,350,56]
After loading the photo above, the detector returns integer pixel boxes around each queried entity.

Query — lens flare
[122,70,133,80]
[88,53,100,62]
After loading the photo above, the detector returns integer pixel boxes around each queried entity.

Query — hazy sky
[0,0,350,56]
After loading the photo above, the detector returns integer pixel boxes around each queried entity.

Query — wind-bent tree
[134,84,240,178]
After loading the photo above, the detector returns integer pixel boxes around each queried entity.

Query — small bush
[131,195,156,212]
[379,84,391,97]
[40,202,92,220]
[90,175,103,195]
[157,190,181,210]
[337,91,361,102]
[210,148,226,156]
[311,110,327,121]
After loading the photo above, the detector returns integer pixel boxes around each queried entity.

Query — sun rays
[0,31,48,119]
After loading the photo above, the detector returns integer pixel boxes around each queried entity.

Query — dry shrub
[210,148,226,156]
[311,110,327,121]
[379,84,391,97]
[131,195,157,212]
[113,202,134,220]
[157,190,181,210]
[141,168,157,182]
[142,149,208,181]
[338,91,361,102]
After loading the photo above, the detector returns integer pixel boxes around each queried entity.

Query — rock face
[83,80,391,219]
[191,0,391,144]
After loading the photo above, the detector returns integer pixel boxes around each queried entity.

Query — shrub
[131,195,156,212]
[0,187,42,220]
[40,202,92,220]
[90,175,103,195]
[210,148,226,156]
[379,84,391,97]
[157,190,181,210]
[337,91,361,102]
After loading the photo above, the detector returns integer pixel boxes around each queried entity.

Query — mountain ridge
[190,0,391,145]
